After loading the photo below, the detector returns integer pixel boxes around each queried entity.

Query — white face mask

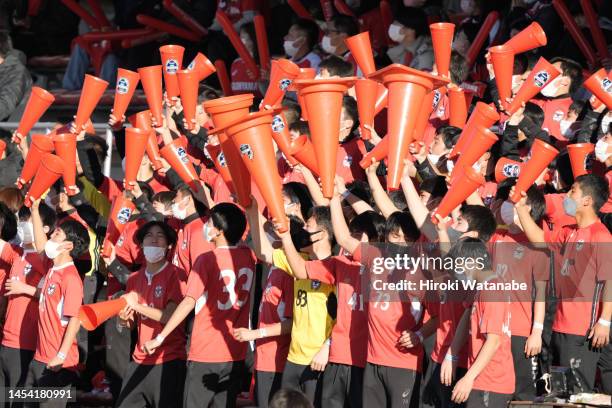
[143,246,166,263]
[171,197,188,220]
[44,240,64,260]
[17,221,34,244]
[595,138,611,162]
[540,77,561,97]
[559,119,574,137]
[500,201,517,226]
[427,153,441,165]
[472,161,482,173]
[321,35,336,54]
[446,159,455,174]
[284,39,300,57]
[203,222,216,243]
[601,115,612,134]
[388,24,406,43]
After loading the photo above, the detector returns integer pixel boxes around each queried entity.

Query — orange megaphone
[344,31,376,75]
[359,136,389,169]
[506,57,561,115]
[187,52,216,81]
[504,21,547,54]
[430,22,455,78]
[79,297,128,331]
[14,87,55,143]
[262,59,300,108]
[222,110,289,232]
[510,138,559,202]
[412,92,435,141]
[52,133,77,195]
[146,131,164,171]
[292,68,316,121]
[24,153,64,207]
[160,138,199,191]
[203,94,255,207]
[289,134,320,176]
[293,77,356,198]
[177,69,199,130]
[449,102,500,159]
[112,68,140,122]
[368,64,449,190]
[124,128,149,190]
[567,143,594,177]
[583,68,612,109]
[74,74,108,133]
[101,195,136,258]
[128,110,152,131]
[17,134,54,188]
[205,143,234,189]
[448,86,468,128]
[495,157,523,182]
[159,44,185,104]
[271,112,298,166]
[138,65,164,125]
[355,78,378,140]
[0,140,5,159]
[431,165,485,223]
[450,127,498,183]
[489,45,514,110]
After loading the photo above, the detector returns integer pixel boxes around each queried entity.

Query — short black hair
[319,56,354,77]
[419,176,448,199]
[210,203,246,245]
[294,18,320,50]
[331,15,359,37]
[552,151,574,191]
[460,205,497,242]
[289,120,311,137]
[283,182,313,220]
[385,211,420,242]
[270,388,312,408]
[522,102,545,128]
[496,180,545,222]
[342,95,359,136]
[437,126,462,149]
[0,202,17,242]
[550,57,582,94]
[349,210,385,242]
[19,202,57,231]
[58,220,90,259]
[449,51,469,84]
[135,221,178,247]
[446,237,492,273]
[282,101,301,126]
[346,180,373,207]
[575,174,610,212]
[152,191,176,209]
[307,206,334,247]
[395,7,428,38]
[0,31,11,58]
[176,184,209,216]
[388,190,408,211]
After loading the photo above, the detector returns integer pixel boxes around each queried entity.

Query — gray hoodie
[0,50,32,121]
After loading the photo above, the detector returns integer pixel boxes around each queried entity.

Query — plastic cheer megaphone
[289,134,319,176]
[506,57,561,115]
[449,102,500,159]
[124,128,150,190]
[448,86,468,128]
[293,68,316,121]
[583,68,612,109]
[52,133,77,194]
[24,153,64,207]
[510,138,559,203]
[146,131,164,171]
[138,65,164,125]
[344,31,376,75]
[495,157,523,183]
[205,143,234,189]
[450,127,498,183]
[177,69,200,130]
[101,195,136,258]
[112,68,140,122]
[17,134,54,188]
[262,59,300,108]
[504,21,547,54]
[431,165,485,223]
[74,75,109,133]
[430,22,455,79]
[159,44,185,104]
[489,45,514,110]
[14,87,55,143]
[355,78,379,140]
[79,298,127,331]
[271,112,298,166]
[160,138,199,191]
[359,136,388,169]
[187,52,216,81]
[567,143,594,178]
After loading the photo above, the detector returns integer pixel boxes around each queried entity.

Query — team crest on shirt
[116,77,130,94]
[279,78,291,91]
[182,239,187,250]
[432,90,441,108]
[24,263,32,276]
[576,239,584,251]
[217,152,227,167]
[553,110,564,122]
[602,77,612,93]
[117,236,124,247]
[271,115,285,133]
[187,59,195,70]
[117,207,132,225]
[177,147,189,163]
[154,285,163,298]
[311,280,321,290]
[342,155,352,167]
[513,245,525,260]
[240,144,254,160]
[47,283,56,295]
[533,71,550,88]
[165,59,179,74]
[502,163,521,178]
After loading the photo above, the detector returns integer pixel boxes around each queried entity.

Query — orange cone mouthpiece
[449,102,500,159]
[177,69,200,130]
[262,59,300,108]
[74,75,109,133]
[431,165,485,223]
[504,21,547,54]
[14,87,55,143]
[102,195,137,258]
[271,112,298,166]
[448,86,468,128]
[25,153,64,207]
[52,132,77,195]
[355,78,379,140]
[138,65,164,126]
[289,134,319,176]
[567,143,594,178]
[583,68,612,109]
[187,52,217,81]
[124,128,150,190]
[18,134,54,188]
[510,138,558,203]
[159,44,185,104]
[112,68,140,122]
[79,297,128,331]
[489,45,515,110]
[506,57,561,114]
[495,157,523,183]
[430,22,455,78]
[344,31,376,75]
[160,138,200,191]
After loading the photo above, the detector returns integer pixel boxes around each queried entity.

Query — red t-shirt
[199,167,233,204]
[2,249,49,351]
[278,156,306,185]
[172,215,215,277]
[533,97,573,142]
[600,169,612,213]
[231,58,262,98]
[100,176,123,203]
[255,266,294,372]
[545,221,612,336]
[127,263,187,365]
[185,246,256,363]
[0,241,16,293]
[468,287,514,395]
[544,193,576,232]
[430,296,469,368]
[34,262,83,370]
[336,138,367,185]
[306,255,368,368]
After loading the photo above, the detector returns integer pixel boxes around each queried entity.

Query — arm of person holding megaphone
[513,187,546,244]
[333,175,374,216]
[245,197,274,265]
[365,158,401,219]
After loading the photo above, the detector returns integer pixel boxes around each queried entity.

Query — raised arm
[245,199,274,264]
[330,190,360,255]
[514,190,545,243]
[299,165,329,207]
[365,160,400,218]
[31,199,47,255]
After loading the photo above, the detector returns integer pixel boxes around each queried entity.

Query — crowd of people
[0,1,611,408]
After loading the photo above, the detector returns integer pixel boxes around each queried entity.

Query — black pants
[104,316,133,399]
[24,359,78,408]
[0,346,34,407]
[183,360,245,408]
[510,336,539,401]
[421,361,467,408]
[321,363,363,408]
[551,331,612,393]
[115,359,186,408]
[281,361,323,407]
[465,390,512,408]
[363,362,420,408]
[255,370,283,408]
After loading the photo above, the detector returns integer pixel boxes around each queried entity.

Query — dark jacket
[0,50,31,121]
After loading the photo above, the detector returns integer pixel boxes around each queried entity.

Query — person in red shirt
[21,200,89,402]
[231,22,263,99]
[516,174,612,395]
[143,203,255,408]
[110,221,187,407]
[444,239,515,408]
[283,19,322,70]
[0,202,17,295]
[336,96,367,185]
[594,131,612,213]
[0,204,55,391]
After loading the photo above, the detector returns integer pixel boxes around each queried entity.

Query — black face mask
[292,226,323,251]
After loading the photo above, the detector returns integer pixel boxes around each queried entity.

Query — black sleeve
[67,190,101,231]
[114,127,126,160]
[576,108,604,143]
[499,124,520,160]
[518,117,552,145]
[414,158,438,181]
[486,77,501,109]
[134,194,165,222]
[77,144,105,189]
[164,168,185,189]
[107,259,131,286]
[186,127,208,152]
